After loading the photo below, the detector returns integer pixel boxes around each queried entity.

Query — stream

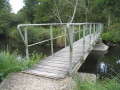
[0,38,120,78]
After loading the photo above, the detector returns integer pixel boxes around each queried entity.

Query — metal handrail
[17,23,103,76]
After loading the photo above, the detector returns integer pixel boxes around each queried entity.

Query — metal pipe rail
[17,23,103,76]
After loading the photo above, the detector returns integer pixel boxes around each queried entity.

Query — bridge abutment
[0,72,76,90]
[93,38,108,51]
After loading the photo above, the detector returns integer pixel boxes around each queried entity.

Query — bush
[102,23,120,43]
[0,50,46,83]
[75,75,120,90]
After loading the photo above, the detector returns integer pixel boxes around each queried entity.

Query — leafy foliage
[75,74,120,90]
[102,23,120,43]
[0,50,46,82]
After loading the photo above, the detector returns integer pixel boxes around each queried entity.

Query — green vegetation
[75,75,120,90]
[102,23,120,43]
[0,50,46,83]
[0,0,120,43]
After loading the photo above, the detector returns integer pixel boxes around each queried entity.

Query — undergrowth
[74,74,120,90]
[0,50,46,83]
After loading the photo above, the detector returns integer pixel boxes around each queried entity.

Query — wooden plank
[32,65,69,72]
[23,33,101,79]
[23,69,67,79]
[30,67,68,74]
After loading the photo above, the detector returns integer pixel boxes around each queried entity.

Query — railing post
[67,24,73,76]
[98,24,100,37]
[83,25,85,54]
[73,25,75,42]
[50,25,53,55]
[89,24,92,48]
[25,27,29,61]
[93,24,95,44]
[79,25,81,39]
[64,25,67,47]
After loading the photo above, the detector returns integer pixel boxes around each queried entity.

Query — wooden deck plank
[23,33,100,79]
[23,69,67,79]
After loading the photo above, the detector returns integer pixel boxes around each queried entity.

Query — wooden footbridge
[17,23,103,79]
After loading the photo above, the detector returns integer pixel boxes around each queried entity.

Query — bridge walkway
[22,33,98,79]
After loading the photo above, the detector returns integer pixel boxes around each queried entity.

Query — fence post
[67,24,73,76]
[25,27,29,61]
[93,24,96,44]
[79,25,81,39]
[83,25,85,54]
[50,25,53,55]
[73,25,75,42]
[64,25,67,47]
[89,24,92,48]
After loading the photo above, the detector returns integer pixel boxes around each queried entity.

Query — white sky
[9,0,24,14]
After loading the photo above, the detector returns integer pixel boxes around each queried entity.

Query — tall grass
[0,50,46,83]
[74,74,120,90]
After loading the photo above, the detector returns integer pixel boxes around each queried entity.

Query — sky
[9,0,24,14]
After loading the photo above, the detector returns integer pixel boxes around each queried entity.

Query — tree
[53,0,78,23]
[0,0,11,35]
[22,0,39,23]
[34,0,55,23]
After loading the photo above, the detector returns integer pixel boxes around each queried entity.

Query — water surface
[0,38,120,77]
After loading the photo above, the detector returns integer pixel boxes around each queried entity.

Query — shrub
[102,23,120,43]
[75,75,120,90]
[0,50,46,83]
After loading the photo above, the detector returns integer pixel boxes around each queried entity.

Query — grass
[0,50,46,83]
[74,74,120,90]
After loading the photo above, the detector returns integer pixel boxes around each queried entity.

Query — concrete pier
[93,38,108,51]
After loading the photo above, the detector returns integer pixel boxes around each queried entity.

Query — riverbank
[0,51,46,83]
[75,74,120,90]
[102,23,120,44]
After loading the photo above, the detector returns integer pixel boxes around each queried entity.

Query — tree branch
[53,0,62,23]
[69,0,78,23]
[66,0,74,8]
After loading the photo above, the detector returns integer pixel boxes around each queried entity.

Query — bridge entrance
[17,23,103,79]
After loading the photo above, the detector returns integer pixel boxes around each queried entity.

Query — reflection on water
[0,38,61,57]
[79,45,120,77]
[0,38,120,77]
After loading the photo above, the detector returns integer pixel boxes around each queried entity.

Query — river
[0,38,120,78]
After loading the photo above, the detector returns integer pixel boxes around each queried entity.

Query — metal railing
[17,23,103,76]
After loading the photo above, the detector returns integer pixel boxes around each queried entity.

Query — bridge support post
[67,24,73,76]
[93,24,96,45]
[50,25,53,55]
[83,25,85,54]
[79,25,81,39]
[64,25,67,47]
[25,27,29,61]
[89,24,92,48]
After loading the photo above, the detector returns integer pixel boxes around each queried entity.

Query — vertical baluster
[73,25,75,42]
[93,24,95,44]
[83,25,85,54]
[89,24,92,48]
[25,27,29,61]
[50,25,53,55]
[64,25,67,47]
[79,25,81,39]
[97,24,99,39]
[98,24,100,38]
[67,24,73,76]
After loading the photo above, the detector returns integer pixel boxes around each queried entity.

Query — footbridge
[17,23,103,79]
